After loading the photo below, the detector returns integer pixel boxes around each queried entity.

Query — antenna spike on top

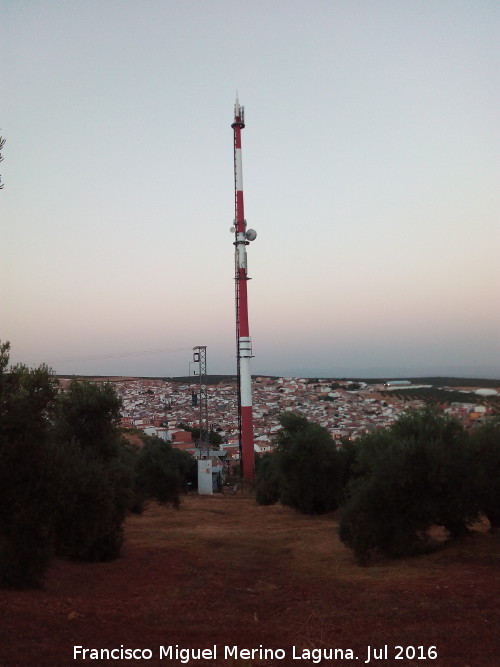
[234,92,244,124]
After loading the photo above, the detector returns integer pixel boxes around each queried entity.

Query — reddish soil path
[1,495,499,666]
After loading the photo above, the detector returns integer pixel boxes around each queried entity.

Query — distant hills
[57,374,500,388]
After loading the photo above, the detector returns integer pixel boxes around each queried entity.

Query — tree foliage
[260,408,498,564]
[0,343,58,588]
[469,420,500,531]
[135,435,196,507]
[0,342,202,588]
[339,408,479,564]
[50,380,135,561]
[180,424,223,447]
[392,408,476,538]
[255,453,281,506]
[339,430,437,563]
[278,419,340,514]
[256,412,348,515]
[55,380,123,459]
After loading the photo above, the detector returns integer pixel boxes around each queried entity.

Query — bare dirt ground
[1,494,499,666]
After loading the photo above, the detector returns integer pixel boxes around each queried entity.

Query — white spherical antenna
[246,229,257,241]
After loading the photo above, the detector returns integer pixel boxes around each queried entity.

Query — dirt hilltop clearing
[1,495,499,667]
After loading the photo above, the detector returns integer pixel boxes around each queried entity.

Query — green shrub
[339,409,478,564]
[339,431,434,564]
[52,381,135,561]
[255,453,281,506]
[52,441,134,561]
[256,413,347,515]
[0,343,58,588]
[279,421,340,514]
[135,436,185,507]
[470,420,500,531]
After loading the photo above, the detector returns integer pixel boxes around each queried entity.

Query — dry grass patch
[0,494,499,666]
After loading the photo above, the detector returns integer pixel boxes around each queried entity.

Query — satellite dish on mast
[245,229,257,241]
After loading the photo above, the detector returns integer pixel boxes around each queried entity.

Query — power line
[45,347,193,364]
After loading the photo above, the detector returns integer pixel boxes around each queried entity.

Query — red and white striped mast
[231,96,257,481]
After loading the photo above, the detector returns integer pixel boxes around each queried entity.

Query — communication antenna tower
[231,97,257,481]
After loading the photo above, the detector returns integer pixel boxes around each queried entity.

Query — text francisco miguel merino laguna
[74,644,438,663]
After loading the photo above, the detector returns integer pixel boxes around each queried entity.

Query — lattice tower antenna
[193,346,209,459]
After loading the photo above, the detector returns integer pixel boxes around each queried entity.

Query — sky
[1,0,499,379]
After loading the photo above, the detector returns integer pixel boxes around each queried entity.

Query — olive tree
[53,380,135,561]
[339,408,477,564]
[134,434,196,507]
[256,412,346,515]
[0,342,58,588]
[470,420,500,531]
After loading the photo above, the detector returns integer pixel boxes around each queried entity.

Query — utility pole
[193,345,209,459]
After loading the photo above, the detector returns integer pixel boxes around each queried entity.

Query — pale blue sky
[1,0,499,378]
